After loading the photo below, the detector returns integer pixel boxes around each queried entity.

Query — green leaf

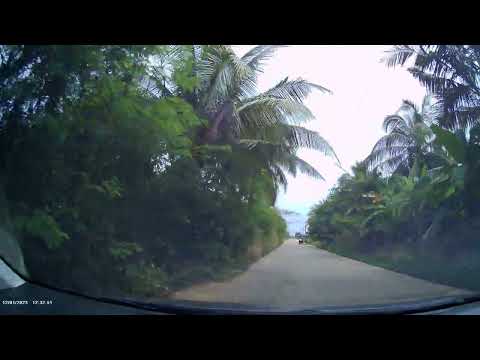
[109,242,143,260]
[102,177,123,199]
[431,125,466,163]
[15,210,69,250]
[444,185,456,199]
[173,57,199,92]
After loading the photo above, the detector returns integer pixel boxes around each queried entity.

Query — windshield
[1,45,479,311]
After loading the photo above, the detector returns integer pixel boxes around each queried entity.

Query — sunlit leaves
[14,210,70,250]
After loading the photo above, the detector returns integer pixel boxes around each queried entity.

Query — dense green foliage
[308,45,480,290]
[0,45,333,298]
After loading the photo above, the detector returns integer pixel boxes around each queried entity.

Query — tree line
[307,46,480,289]
[0,45,336,297]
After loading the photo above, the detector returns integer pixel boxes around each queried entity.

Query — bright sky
[233,46,426,216]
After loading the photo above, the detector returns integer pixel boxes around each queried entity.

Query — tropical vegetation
[0,45,335,298]
[308,45,480,291]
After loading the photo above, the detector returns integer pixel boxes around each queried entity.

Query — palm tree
[382,45,480,130]
[149,45,339,189]
[365,96,440,176]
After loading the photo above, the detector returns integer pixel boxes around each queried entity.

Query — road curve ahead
[172,239,472,308]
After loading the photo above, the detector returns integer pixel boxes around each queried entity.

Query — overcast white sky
[233,46,426,215]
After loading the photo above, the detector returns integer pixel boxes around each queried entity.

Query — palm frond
[197,46,237,110]
[241,45,287,73]
[295,156,325,181]
[237,98,288,129]
[383,115,408,133]
[400,99,419,114]
[277,152,324,180]
[282,125,339,162]
[381,45,418,68]
[408,67,461,95]
[163,45,191,63]
[371,133,411,153]
[422,96,443,126]
[366,145,409,171]
[369,96,440,174]
[237,96,315,129]
[269,164,288,193]
[382,45,480,134]
[236,77,330,130]
[239,123,339,164]
[190,45,203,63]
[372,153,410,175]
[442,106,480,130]
[240,137,325,181]
[238,139,280,150]
[228,53,257,100]
[264,77,331,104]
[181,45,335,191]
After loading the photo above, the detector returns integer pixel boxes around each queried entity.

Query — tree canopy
[0,45,334,298]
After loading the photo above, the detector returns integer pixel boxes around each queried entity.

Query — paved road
[173,239,472,308]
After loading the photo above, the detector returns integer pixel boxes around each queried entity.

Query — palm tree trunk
[201,101,233,144]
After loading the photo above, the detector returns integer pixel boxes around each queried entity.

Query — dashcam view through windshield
[1,45,480,312]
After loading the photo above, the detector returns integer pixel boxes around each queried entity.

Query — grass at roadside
[167,259,251,291]
[164,236,286,297]
[307,239,480,292]
[121,258,256,303]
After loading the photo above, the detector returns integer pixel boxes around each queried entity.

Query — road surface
[172,239,472,308]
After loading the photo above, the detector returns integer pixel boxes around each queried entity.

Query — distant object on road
[295,232,305,244]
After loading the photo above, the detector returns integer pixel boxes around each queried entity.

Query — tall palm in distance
[366,96,441,176]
